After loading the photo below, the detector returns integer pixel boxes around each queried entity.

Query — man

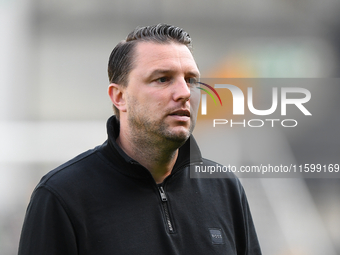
[19,24,261,254]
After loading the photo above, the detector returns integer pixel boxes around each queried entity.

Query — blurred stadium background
[1,0,340,254]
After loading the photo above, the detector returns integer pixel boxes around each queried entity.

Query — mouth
[169,109,190,117]
[168,109,191,122]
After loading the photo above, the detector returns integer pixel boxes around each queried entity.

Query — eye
[156,77,170,83]
[187,77,199,87]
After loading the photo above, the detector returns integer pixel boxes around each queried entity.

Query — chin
[164,129,190,144]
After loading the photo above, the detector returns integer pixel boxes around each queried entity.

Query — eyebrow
[146,69,200,79]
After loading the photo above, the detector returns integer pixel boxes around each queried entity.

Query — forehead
[131,41,199,76]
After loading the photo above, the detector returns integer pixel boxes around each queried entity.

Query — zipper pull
[158,186,168,202]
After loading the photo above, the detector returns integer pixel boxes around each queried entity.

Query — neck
[117,126,182,184]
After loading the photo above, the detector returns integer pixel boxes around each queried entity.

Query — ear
[108,83,127,112]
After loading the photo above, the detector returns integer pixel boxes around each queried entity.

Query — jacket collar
[101,115,202,179]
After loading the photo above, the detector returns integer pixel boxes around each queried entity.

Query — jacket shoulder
[36,145,105,191]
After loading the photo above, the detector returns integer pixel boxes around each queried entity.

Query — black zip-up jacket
[18,116,262,255]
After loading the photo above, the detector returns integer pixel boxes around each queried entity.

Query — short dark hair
[108,24,193,119]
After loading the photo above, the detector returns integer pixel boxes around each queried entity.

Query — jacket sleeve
[241,188,262,255]
[18,186,78,255]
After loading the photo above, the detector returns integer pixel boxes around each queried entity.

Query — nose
[173,78,191,102]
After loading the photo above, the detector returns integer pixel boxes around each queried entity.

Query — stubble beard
[127,104,195,149]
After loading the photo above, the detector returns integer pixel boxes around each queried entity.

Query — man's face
[122,41,200,144]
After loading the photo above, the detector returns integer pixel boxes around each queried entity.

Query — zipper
[128,159,201,234]
[155,162,203,233]
[158,185,175,233]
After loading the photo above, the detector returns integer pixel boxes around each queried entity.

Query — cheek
[151,90,169,107]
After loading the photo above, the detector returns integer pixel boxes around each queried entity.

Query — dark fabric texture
[18,116,262,255]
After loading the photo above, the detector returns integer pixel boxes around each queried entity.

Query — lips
[169,109,191,117]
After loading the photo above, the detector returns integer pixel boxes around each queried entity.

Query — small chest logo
[209,228,224,244]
